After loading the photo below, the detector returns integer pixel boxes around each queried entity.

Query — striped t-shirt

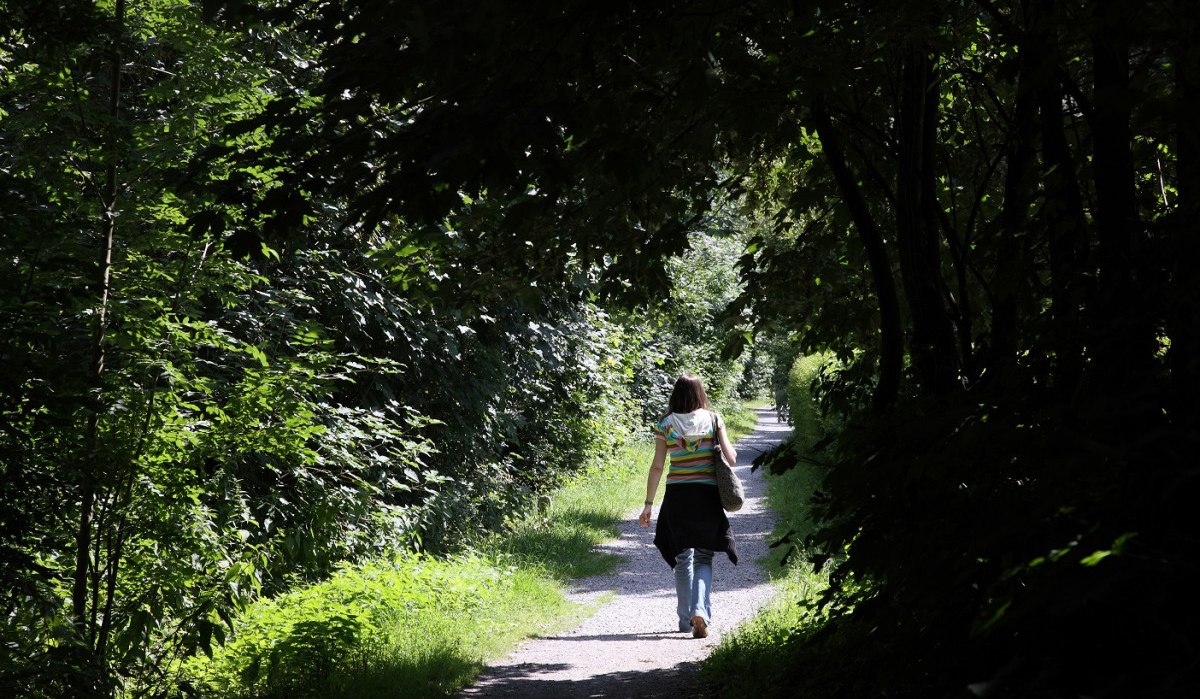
[653,411,718,485]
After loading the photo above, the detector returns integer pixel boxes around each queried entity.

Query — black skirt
[653,483,738,567]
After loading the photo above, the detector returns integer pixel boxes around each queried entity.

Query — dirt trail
[460,408,792,698]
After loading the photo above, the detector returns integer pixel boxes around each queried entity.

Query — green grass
[183,400,766,699]
[181,552,581,699]
[739,395,773,410]
[478,438,655,579]
[699,359,835,699]
[720,401,761,441]
[179,442,654,699]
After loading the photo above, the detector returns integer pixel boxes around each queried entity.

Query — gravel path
[461,408,792,698]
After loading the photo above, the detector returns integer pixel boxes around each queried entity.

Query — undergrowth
[183,400,762,698]
[181,552,573,699]
[700,357,835,698]
[476,438,655,579]
[721,400,762,441]
[182,438,652,699]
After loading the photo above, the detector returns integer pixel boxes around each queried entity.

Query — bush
[699,358,831,697]
[182,552,572,699]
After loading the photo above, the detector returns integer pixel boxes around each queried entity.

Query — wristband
[644,501,653,506]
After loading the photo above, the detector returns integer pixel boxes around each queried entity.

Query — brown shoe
[691,616,708,639]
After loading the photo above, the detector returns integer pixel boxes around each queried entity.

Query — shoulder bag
[711,412,744,512]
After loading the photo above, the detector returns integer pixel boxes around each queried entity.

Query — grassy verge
[181,552,577,699]
[182,400,764,698]
[699,358,835,698]
[720,401,761,441]
[483,400,760,578]
[182,439,653,699]
[698,463,829,699]
[477,437,654,579]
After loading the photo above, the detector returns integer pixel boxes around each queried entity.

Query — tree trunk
[990,0,1040,383]
[72,0,124,683]
[896,41,960,395]
[811,103,904,411]
[1168,15,1200,424]
[937,204,977,383]
[1089,0,1150,391]
[1038,69,1088,395]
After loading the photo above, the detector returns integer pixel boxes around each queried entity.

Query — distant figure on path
[772,380,789,424]
[638,373,738,639]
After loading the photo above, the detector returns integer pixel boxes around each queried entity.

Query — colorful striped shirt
[653,411,717,485]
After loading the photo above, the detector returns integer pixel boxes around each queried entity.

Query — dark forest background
[2,0,1198,696]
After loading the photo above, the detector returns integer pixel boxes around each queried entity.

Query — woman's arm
[638,438,668,527]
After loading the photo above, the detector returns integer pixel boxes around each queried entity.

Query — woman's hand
[641,440,666,528]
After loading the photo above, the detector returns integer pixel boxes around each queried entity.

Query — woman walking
[638,373,738,639]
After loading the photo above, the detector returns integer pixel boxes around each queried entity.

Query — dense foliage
[0,2,752,696]
[724,3,1200,696]
[4,0,1199,697]
[236,0,1194,696]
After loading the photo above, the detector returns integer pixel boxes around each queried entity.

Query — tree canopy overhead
[202,0,750,306]
[221,0,1195,400]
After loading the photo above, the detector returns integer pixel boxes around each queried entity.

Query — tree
[1,2,438,693]
[2,4,754,695]
[218,1,1198,695]
[5,0,1199,695]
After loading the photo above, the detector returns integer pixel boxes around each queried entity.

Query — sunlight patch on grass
[184,439,660,698]
[182,551,579,699]
[720,401,761,442]
[479,439,655,579]
[185,401,764,699]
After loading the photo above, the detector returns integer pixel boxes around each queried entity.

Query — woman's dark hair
[668,373,710,414]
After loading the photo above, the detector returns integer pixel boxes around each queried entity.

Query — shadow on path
[460,408,791,698]
[467,661,703,698]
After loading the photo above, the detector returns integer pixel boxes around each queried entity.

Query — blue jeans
[675,548,713,629]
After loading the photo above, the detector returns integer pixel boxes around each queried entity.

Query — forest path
[460,408,792,698]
